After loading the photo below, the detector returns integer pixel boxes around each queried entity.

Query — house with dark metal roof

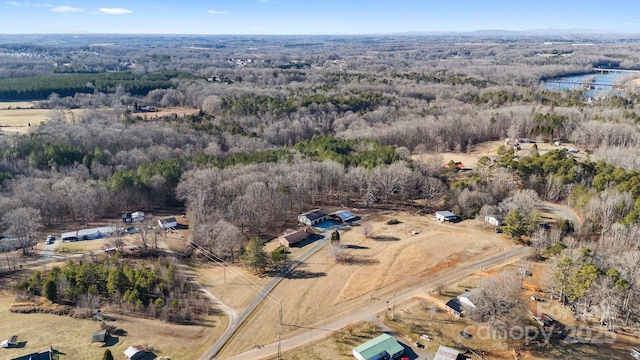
[297,209,328,226]
[352,333,404,360]
[445,298,462,318]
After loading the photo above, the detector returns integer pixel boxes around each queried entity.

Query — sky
[1,0,640,35]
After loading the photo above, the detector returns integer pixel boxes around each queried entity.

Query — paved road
[200,234,331,360]
[225,246,529,360]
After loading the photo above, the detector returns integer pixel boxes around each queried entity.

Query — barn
[297,209,328,226]
[435,210,457,222]
[279,228,311,247]
[331,209,357,223]
[352,333,404,360]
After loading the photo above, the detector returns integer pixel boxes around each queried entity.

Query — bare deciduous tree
[2,207,42,255]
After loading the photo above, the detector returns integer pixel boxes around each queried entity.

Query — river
[543,71,633,95]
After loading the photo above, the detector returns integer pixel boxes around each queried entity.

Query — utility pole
[279,300,283,325]
[277,331,281,360]
[392,291,396,319]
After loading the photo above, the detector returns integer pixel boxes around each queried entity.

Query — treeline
[16,257,210,323]
[0,70,192,100]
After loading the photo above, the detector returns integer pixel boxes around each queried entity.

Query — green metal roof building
[352,333,404,360]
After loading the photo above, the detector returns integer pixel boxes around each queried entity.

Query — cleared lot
[209,211,516,358]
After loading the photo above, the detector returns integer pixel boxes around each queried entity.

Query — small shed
[1,335,17,348]
[435,211,457,222]
[352,333,404,360]
[484,215,503,227]
[279,228,311,247]
[91,329,107,343]
[434,345,460,360]
[122,211,145,223]
[331,210,356,223]
[124,345,146,360]
[158,217,177,230]
[445,299,462,318]
[298,209,328,226]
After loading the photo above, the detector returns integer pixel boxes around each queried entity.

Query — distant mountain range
[391,28,627,37]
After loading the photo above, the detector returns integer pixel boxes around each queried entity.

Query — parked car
[494,227,503,233]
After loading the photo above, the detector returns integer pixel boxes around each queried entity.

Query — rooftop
[353,333,404,359]
[300,209,328,221]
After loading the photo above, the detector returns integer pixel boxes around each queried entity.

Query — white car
[45,235,55,244]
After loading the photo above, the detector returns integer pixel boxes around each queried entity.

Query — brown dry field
[0,101,34,110]
[0,104,199,134]
[413,139,587,170]
[211,212,518,358]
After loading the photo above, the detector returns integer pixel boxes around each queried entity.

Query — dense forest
[1,34,640,331]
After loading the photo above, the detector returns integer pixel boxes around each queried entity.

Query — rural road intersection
[220,246,529,360]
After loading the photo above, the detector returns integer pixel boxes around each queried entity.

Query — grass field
[0,101,34,110]
[0,108,82,133]
[0,290,226,359]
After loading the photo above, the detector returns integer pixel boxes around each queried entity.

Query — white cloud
[6,1,54,6]
[99,7,132,15]
[207,10,229,14]
[52,5,82,12]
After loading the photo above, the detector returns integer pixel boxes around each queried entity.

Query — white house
[435,210,457,222]
[158,217,177,230]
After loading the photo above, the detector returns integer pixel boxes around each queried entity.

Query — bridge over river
[544,80,627,91]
